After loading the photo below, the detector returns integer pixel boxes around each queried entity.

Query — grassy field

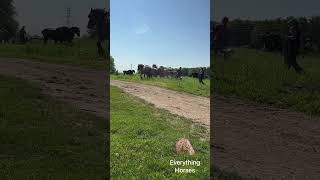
[112,75,210,97]
[0,39,107,70]
[111,86,210,179]
[212,48,320,116]
[0,75,107,179]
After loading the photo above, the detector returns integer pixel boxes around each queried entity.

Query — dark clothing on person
[19,26,26,44]
[212,17,229,56]
[199,69,205,85]
[212,24,227,53]
[283,26,303,73]
[176,67,182,79]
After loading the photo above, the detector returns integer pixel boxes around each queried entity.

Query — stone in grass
[175,138,195,156]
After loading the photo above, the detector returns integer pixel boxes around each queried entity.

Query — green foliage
[0,0,19,38]
[211,16,320,50]
[0,39,109,70]
[110,55,116,74]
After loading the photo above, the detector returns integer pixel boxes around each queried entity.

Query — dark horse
[42,28,56,43]
[42,27,80,44]
[55,26,80,43]
[87,8,109,58]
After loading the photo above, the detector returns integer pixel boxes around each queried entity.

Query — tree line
[0,0,18,41]
[211,16,320,51]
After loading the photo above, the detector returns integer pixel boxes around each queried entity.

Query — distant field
[0,75,106,179]
[111,75,210,97]
[212,48,320,115]
[0,39,107,70]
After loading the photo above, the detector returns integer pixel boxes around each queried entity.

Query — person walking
[212,16,229,56]
[199,68,205,85]
[283,19,304,74]
[19,26,27,44]
[176,67,182,79]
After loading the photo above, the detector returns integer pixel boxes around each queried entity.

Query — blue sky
[111,0,210,72]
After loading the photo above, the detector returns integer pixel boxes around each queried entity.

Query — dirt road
[213,95,320,179]
[111,81,320,179]
[111,80,210,128]
[0,58,319,179]
[0,58,108,118]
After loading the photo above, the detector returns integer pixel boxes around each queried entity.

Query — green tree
[110,55,116,74]
[0,0,18,40]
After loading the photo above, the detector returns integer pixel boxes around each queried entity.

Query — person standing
[199,68,205,85]
[19,26,27,44]
[176,67,182,79]
[283,19,304,74]
[212,17,229,56]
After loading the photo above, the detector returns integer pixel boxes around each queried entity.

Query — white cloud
[135,24,150,35]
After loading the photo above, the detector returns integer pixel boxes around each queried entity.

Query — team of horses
[122,64,208,82]
[41,26,80,44]
[1,8,109,59]
[137,64,180,79]
[42,8,109,58]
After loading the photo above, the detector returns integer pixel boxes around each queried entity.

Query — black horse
[138,64,152,79]
[42,27,80,44]
[42,28,57,43]
[87,8,109,58]
[55,26,80,43]
[123,70,135,75]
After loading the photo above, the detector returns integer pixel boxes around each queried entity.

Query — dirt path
[212,95,320,179]
[1,58,319,179]
[111,80,320,179]
[111,80,210,128]
[0,58,108,118]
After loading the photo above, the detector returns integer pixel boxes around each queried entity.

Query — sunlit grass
[112,75,210,97]
[0,39,107,70]
[111,86,209,179]
[212,48,320,115]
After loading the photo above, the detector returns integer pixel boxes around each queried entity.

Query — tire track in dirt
[111,80,210,128]
[0,58,108,118]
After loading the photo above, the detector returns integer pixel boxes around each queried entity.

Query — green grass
[110,86,210,179]
[0,75,107,179]
[0,39,107,70]
[111,75,210,97]
[212,48,320,116]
